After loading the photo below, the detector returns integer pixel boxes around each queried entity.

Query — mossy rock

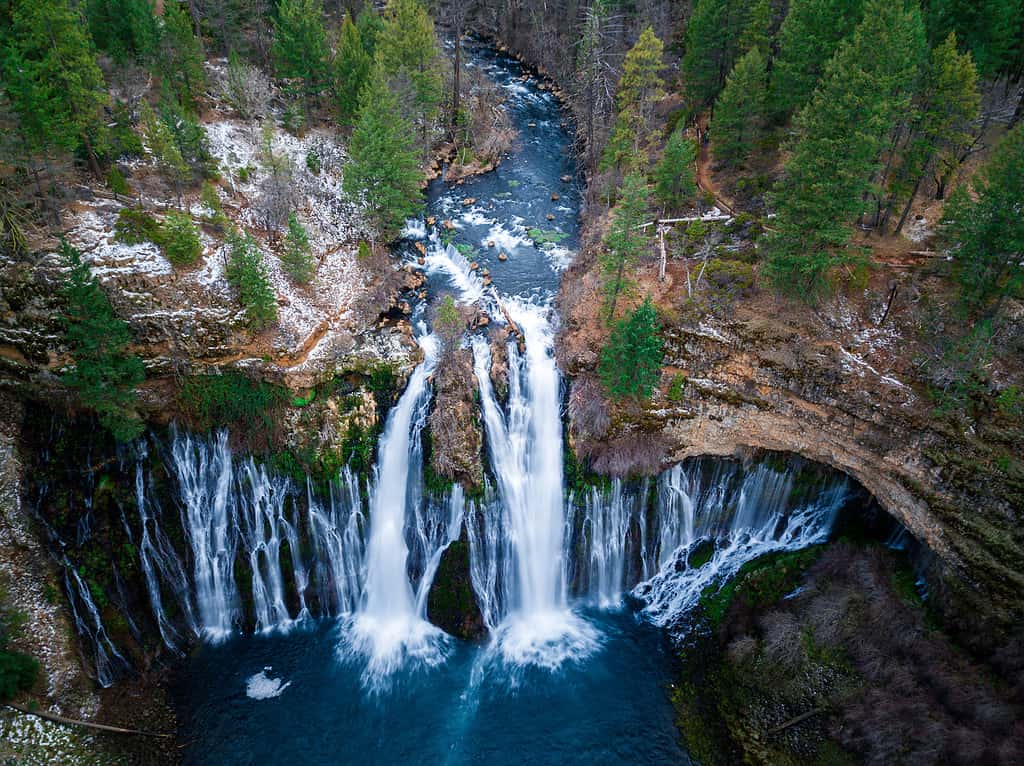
[427,531,485,640]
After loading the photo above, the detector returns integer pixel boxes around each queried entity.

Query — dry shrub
[588,430,669,477]
[568,374,610,444]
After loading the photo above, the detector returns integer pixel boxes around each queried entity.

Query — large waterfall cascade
[52,45,867,688]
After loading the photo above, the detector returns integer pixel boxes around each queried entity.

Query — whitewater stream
[140,46,868,764]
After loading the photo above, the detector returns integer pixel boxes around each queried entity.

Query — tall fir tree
[272,0,331,99]
[225,229,278,329]
[738,0,772,57]
[603,27,666,170]
[599,296,663,401]
[770,0,865,122]
[85,0,160,63]
[652,129,697,211]
[925,0,1022,78]
[681,0,753,110]
[764,0,927,299]
[157,0,207,107]
[887,33,980,233]
[282,212,315,284]
[60,241,146,441]
[333,13,372,127]
[356,5,385,58]
[941,123,1024,313]
[375,0,443,154]
[140,101,188,206]
[343,65,424,237]
[712,47,768,166]
[600,171,650,322]
[1,0,109,178]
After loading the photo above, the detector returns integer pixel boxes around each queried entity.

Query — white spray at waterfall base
[471,300,599,668]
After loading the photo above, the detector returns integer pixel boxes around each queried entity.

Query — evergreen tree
[925,0,1022,78]
[375,0,443,152]
[712,47,768,166]
[603,27,666,170]
[599,296,663,401]
[738,0,772,57]
[770,0,865,122]
[85,0,160,63]
[140,101,188,205]
[156,0,207,107]
[1,0,109,178]
[282,212,314,284]
[356,5,385,58]
[272,0,331,99]
[334,13,372,127]
[60,241,145,441]
[161,211,202,266]
[343,66,423,238]
[764,0,926,299]
[600,171,650,322]
[652,129,697,211]
[225,229,278,329]
[681,0,752,110]
[887,33,980,233]
[941,123,1024,313]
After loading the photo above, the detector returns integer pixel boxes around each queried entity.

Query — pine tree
[356,5,385,58]
[603,27,666,170]
[925,0,1022,78]
[652,129,697,211]
[85,0,160,63]
[764,0,927,299]
[1,0,109,178]
[887,33,980,233]
[770,0,865,122]
[334,13,372,127]
[600,171,650,322]
[343,65,424,238]
[681,0,752,110]
[282,212,314,284]
[738,0,772,57]
[225,229,278,329]
[140,101,188,206]
[156,0,207,107]
[375,0,443,153]
[941,123,1024,313]
[161,211,202,266]
[712,48,768,166]
[599,296,663,401]
[60,241,145,441]
[272,0,331,99]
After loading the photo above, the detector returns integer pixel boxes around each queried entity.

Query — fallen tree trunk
[3,703,173,739]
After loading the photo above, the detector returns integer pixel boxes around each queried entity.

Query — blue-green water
[176,608,689,765]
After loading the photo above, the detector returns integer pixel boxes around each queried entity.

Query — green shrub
[668,373,686,403]
[160,212,202,266]
[305,150,322,174]
[0,651,38,701]
[200,181,225,223]
[357,240,372,260]
[282,213,314,284]
[178,372,285,428]
[114,207,161,245]
[106,166,130,196]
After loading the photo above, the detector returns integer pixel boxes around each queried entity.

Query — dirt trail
[693,114,737,215]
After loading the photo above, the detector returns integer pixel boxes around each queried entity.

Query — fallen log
[3,703,174,739]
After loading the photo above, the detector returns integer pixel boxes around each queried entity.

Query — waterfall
[306,468,366,616]
[569,457,851,630]
[63,564,130,688]
[348,330,453,680]
[170,429,242,639]
[471,303,598,666]
[131,440,197,650]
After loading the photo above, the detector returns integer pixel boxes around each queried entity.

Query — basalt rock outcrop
[559,241,1024,641]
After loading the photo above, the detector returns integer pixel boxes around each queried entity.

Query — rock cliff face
[558,230,1024,637]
